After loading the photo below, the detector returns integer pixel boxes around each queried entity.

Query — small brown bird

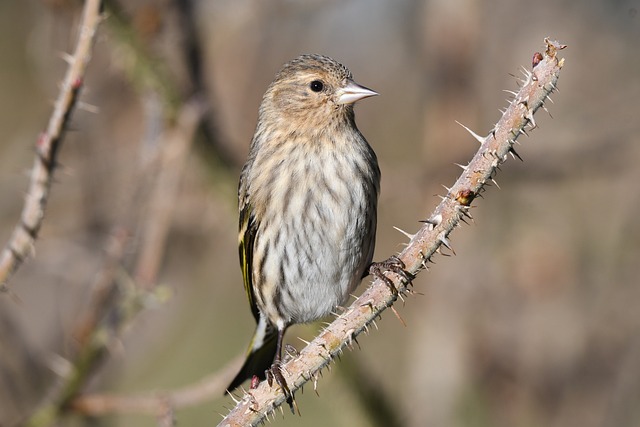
[228,54,385,400]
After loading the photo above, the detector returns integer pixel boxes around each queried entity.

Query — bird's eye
[310,80,324,92]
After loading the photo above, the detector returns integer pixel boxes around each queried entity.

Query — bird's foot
[266,361,295,413]
[369,255,414,295]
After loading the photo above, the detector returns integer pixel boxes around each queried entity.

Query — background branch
[0,0,103,290]
[22,98,206,427]
[70,354,243,417]
[219,38,566,427]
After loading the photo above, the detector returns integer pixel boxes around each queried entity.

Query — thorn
[545,94,555,103]
[419,214,441,228]
[435,247,449,257]
[438,234,456,255]
[503,89,518,96]
[525,109,537,129]
[352,335,361,350]
[455,121,486,144]
[313,373,320,396]
[418,251,430,270]
[441,184,452,193]
[390,306,407,327]
[298,337,311,346]
[345,328,355,345]
[520,66,532,80]
[490,177,501,189]
[77,101,100,114]
[454,162,468,171]
[397,291,406,304]
[541,104,553,118]
[393,226,415,240]
[508,146,524,162]
[59,52,74,65]
[360,299,375,313]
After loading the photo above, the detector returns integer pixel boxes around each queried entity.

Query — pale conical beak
[336,80,378,105]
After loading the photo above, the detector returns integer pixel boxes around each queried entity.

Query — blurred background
[1,0,639,426]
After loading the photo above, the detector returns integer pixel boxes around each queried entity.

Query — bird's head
[259,54,377,129]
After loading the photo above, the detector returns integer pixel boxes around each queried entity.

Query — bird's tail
[226,316,278,393]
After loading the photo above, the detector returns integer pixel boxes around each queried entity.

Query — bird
[227,54,389,402]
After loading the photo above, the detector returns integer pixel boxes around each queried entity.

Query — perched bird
[227,54,383,398]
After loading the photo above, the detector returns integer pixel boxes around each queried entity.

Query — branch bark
[0,0,103,290]
[218,38,566,427]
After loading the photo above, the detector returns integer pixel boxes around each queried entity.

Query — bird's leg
[368,255,414,295]
[266,328,295,413]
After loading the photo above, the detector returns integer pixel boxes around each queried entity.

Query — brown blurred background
[1,0,639,426]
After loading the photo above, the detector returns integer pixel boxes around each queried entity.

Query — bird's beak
[336,80,378,105]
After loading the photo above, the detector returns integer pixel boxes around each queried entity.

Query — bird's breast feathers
[247,135,378,324]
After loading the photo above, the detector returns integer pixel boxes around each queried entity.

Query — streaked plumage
[228,54,380,394]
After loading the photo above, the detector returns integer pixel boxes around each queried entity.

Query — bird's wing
[239,199,260,323]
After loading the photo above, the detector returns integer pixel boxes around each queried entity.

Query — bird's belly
[278,208,367,323]
[260,167,375,325]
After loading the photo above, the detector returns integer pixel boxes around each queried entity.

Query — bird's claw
[266,361,295,413]
[369,256,413,295]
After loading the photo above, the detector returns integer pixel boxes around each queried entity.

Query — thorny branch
[219,38,566,427]
[0,0,103,291]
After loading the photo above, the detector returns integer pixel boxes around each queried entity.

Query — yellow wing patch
[239,202,260,322]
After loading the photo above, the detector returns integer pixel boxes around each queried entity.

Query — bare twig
[0,0,103,290]
[69,354,244,417]
[23,99,206,427]
[218,38,566,427]
[134,97,208,289]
